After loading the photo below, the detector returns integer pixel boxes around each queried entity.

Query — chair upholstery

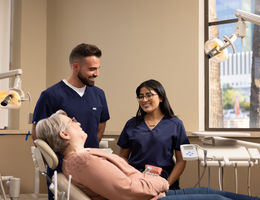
[34,139,58,170]
[31,146,49,195]
[34,139,91,200]
[57,173,90,200]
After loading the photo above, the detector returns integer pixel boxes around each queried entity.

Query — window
[206,0,260,129]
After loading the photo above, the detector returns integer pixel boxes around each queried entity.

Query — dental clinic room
[1,0,260,199]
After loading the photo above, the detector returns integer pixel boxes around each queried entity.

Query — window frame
[204,0,259,131]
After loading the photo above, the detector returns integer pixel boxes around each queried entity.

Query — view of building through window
[208,0,260,128]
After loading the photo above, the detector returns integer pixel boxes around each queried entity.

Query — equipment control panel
[180,144,199,161]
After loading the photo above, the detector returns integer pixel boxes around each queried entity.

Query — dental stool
[34,139,91,200]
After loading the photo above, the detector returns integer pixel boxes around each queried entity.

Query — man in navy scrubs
[31,43,110,199]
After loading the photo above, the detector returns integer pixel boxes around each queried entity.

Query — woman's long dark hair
[135,79,175,124]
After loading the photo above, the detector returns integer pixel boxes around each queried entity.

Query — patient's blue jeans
[160,187,260,200]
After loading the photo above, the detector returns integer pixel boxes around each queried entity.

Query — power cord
[193,145,208,187]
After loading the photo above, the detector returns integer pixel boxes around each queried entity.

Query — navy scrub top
[117,116,190,177]
[33,81,110,148]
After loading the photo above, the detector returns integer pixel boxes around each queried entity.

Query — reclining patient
[36,110,260,200]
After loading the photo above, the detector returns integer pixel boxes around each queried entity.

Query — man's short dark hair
[69,43,102,64]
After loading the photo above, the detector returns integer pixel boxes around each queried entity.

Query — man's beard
[78,72,95,87]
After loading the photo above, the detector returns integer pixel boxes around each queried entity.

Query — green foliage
[241,101,250,111]
[222,84,233,93]
[222,88,249,111]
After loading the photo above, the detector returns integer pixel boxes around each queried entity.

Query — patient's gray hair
[36,110,69,155]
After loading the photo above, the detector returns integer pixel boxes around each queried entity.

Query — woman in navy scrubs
[117,79,190,190]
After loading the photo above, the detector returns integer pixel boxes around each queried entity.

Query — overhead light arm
[205,9,260,63]
[0,69,30,109]
[235,9,260,26]
[0,69,22,80]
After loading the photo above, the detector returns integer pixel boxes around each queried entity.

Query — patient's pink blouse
[62,148,169,200]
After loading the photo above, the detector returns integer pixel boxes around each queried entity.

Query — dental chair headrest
[34,139,59,169]
[34,139,91,200]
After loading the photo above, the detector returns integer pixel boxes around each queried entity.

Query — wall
[0,0,47,195]
[8,1,201,133]
[9,0,47,131]
[46,0,200,134]
[0,133,47,194]
[6,0,260,197]
[3,0,201,193]
[0,0,11,129]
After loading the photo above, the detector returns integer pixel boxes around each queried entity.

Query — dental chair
[31,145,49,199]
[33,139,91,200]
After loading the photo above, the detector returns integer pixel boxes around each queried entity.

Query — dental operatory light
[0,69,30,109]
[205,9,260,63]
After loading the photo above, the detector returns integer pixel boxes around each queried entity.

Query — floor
[3,193,48,200]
